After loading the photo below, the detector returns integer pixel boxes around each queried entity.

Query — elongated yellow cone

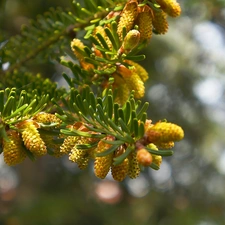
[3,130,26,166]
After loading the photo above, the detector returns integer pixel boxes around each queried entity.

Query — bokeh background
[1,0,225,224]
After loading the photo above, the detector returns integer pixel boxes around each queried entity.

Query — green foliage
[58,86,147,142]
[0,71,66,101]
[0,0,126,75]
[0,0,184,180]
[0,87,48,125]
[1,7,75,74]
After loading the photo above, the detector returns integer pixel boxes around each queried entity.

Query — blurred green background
[1,0,225,224]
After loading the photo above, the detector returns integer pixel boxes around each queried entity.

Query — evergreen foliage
[0,0,184,181]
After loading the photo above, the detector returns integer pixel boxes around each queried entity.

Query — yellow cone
[145,121,184,144]
[117,0,138,41]
[152,10,169,34]
[94,137,114,179]
[3,130,26,166]
[111,147,129,181]
[128,151,140,179]
[156,0,181,17]
[17,120,47,156]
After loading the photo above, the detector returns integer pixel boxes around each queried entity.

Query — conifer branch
[0,0,184,181]
[0,0,126,76]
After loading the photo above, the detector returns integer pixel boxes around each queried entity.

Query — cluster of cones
[1,113,184,182]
